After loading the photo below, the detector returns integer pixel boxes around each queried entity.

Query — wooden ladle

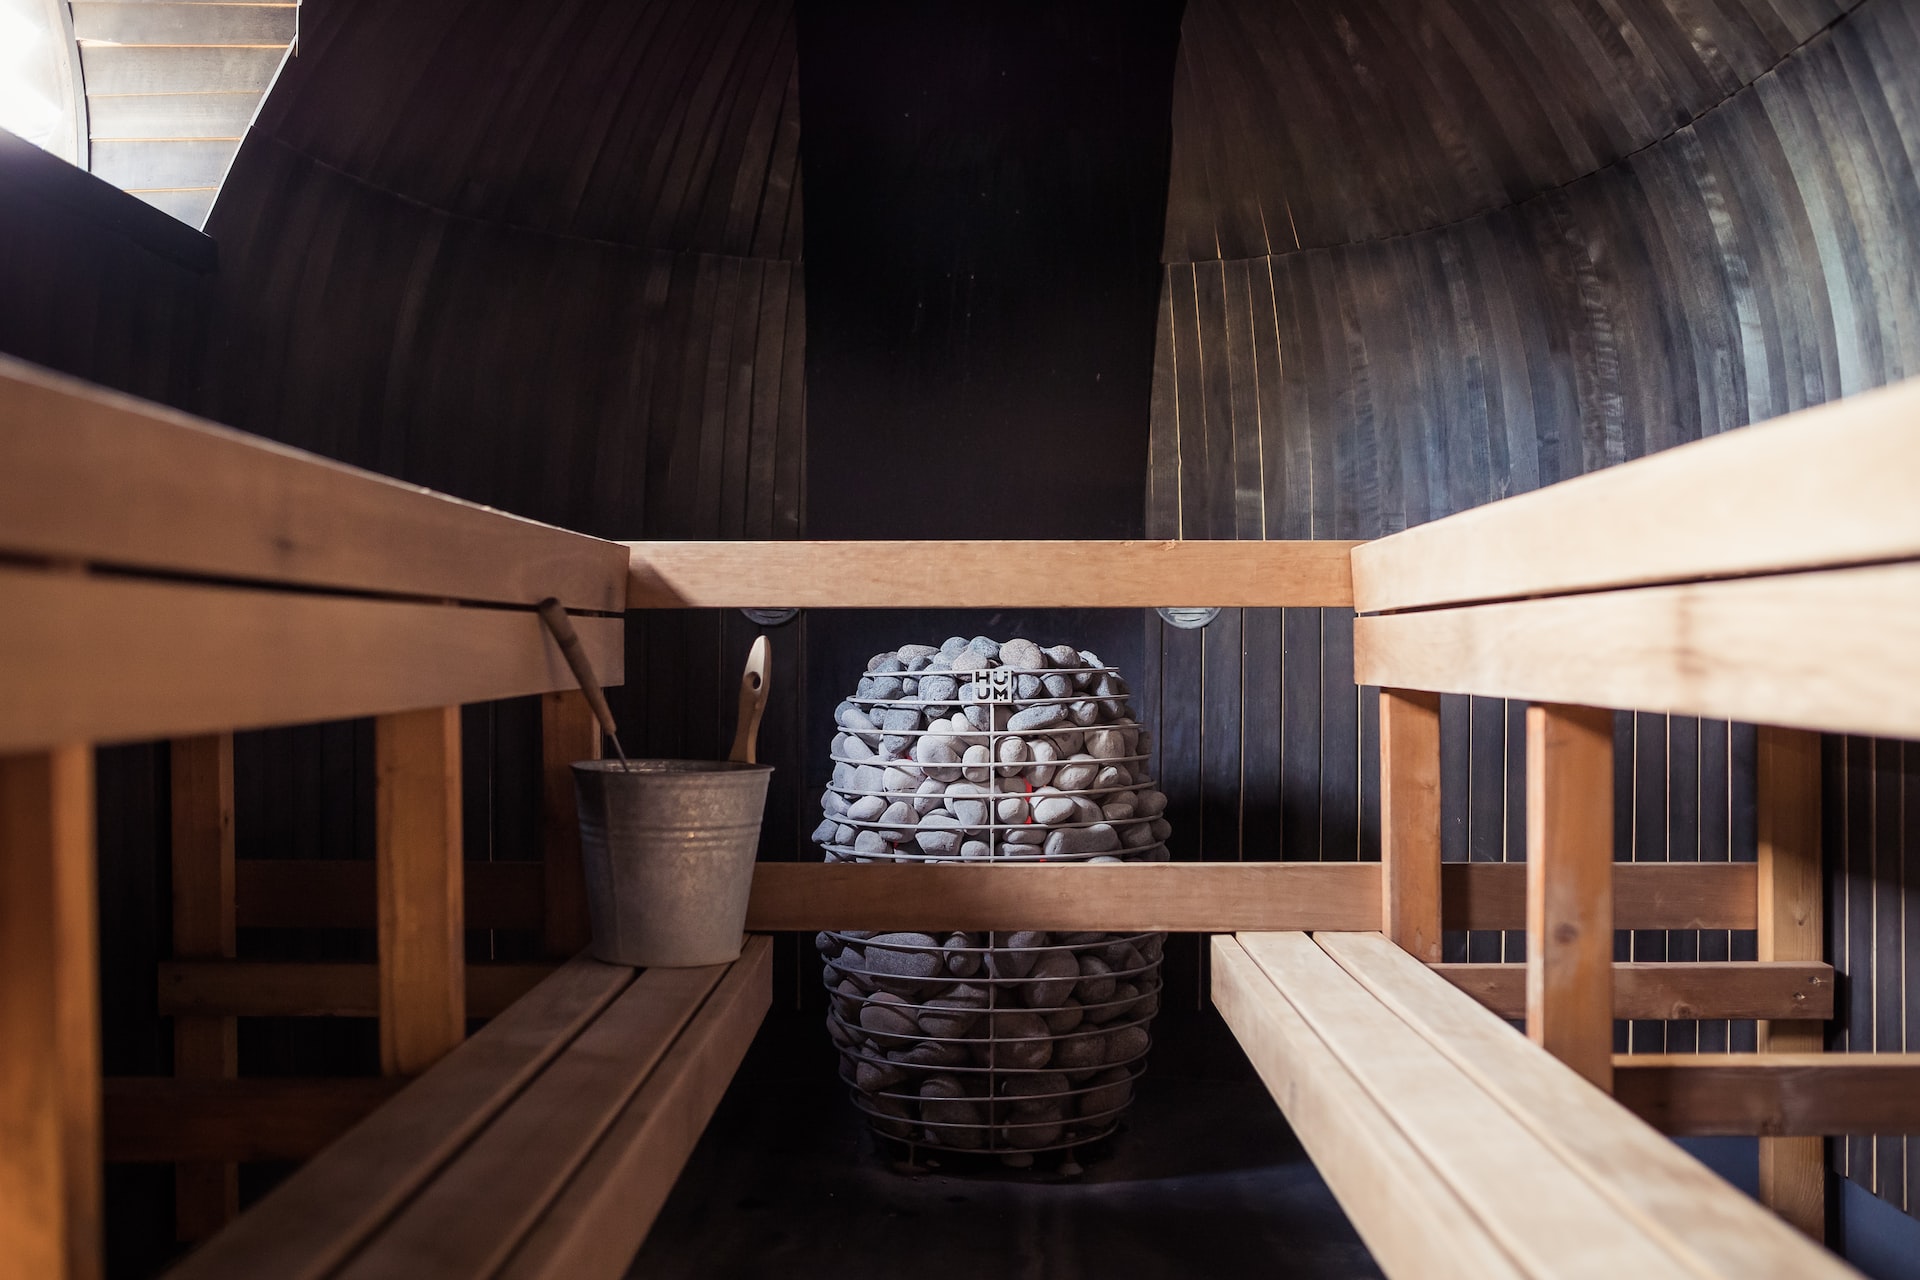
[730,635,772,764]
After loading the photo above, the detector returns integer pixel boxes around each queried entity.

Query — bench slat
[335,962,731,1279]
[166,957,633,1280]
[1236,932,1684,1277]
[1211,937,1527,1280]
[1315,933,1854,1279]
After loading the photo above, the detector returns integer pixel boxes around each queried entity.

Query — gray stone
[831,761,856,790]
[1150,818,1172,841]
[1121,822,1157,849]
[916,812,962,858]
[841,733,875,761]
[834,823,856,846]
[1045,823,1120,859]
[1086,728,1127,759]
[939,636,970,659]
[1106,1024,1151,1064]
[847,794,888,822]
[1068,700,1101,726]
[943,937,982,979]
[977,1012,1051,1070]
[961,744,993,784]
[1002,826,1046,845]
[999,638,1044,669]
[986,931,1048,979]
[1001,1071,1068,1148]
[1137,789,1168,818]
[882,764,921,794]
[853,830,889,858]
[1032,795,1076,826]
[913,778,948,815]
[1041,673,1072,699]
[1052,728,1085,755]
[877,800,916,841]
[918,674,958,705]
[1045,644,1080,669]
[947,781,989,830]
[822,789,849,817]
[1051,1032,1108,1073]
[898,643,937,663]
[952,650,990,673]
[1026,738,1059,787]
[996,793,1030,825]
[1015,673,1043,700]
[852,764,887,793]
[1022,950,1080,1008]
[867,675,904,701]
[1007,703,1065,732]
[912,734,961,783]
[1078,1067,1133,1118]
[855,1057,906,1092]
[960,839,991,860]
[995,735,1030,777]
[1101,802,1136,823]
[859,992,919,1047]
[1055,756,1098,792]
[1095,765,1128,792]
[811,817,839,845]
[871,654,904,674]
[1043,1001,1085,1034]
[969,635,1000,658]
[1076,955,1117,1003]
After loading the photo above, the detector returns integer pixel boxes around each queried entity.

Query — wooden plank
[104,1080,401,1164]
[234,858,543,931]
[377,708,465,1077]
[86,93,257,141]
[1527,704,1616,1091]
[1444,861,1755,931]
[0,568,623,753]
[1351,374,1920,613]
[1380,688,1442,960]
[0,747,100,1280]
[165,958,632,1280]
[1209,937,1528,1280]
[0,355,627,611]
[1353,563,1920,739]
[72,3,297,46]
[169,734,236,1240]
[1316,933,1853,1279]
[158,962,553,1019]
[743,861,1382,932]
[626,539,1360,608]
[496,936,775,1279]
[76,45,284,94]
[1434,961,1832,1021]
[1615,1055,1920,1136]
[340,962,734,1278]
[541,691,598,958]
[1756,724,1827,1239]
[89,139,239,192]
[1236,932,1682,1275]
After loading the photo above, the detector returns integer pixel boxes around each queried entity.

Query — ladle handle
[536,599,621,748]
[730,635,772,764]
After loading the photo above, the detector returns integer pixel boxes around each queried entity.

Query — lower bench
[1213,931,1851,1280]
[166,936,772,1280]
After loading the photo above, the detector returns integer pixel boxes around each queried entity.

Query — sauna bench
[1212,931,1851,1280]
[165,936,772,1280]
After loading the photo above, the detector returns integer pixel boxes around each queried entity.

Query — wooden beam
[1210,936,1526,1280]
[0,747,101,1280]
[1351,374,1920,614]
[1315,933,1851,1279]
[496,938,774,1279]
[235,858,543,931]
[1443,860,1755,931]
[1236,932,1679,1275]
[71,3,299,46]
[626,540,1359,608]
[743,861,1383,933]
[1433,961,1832,1021]
[166,958,633,1280]
[104,1079,401,1164]
[0,355,626,611]
[159,962,553,1019]
[1354,563,1920,739]
[541,691,598,958]
[169,734,237,1241]
[1379,689,1442,961]
[1615,1055,1920,1136]
[0,567,623,753]
[1756,725,1827,1239]
[377,708,465,1077]
[1526,704,1615,1092]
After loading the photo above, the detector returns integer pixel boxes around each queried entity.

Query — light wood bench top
[166,937,772,1280]
[1214,931,1855,1280]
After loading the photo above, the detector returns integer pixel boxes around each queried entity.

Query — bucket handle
[730,636,772,764]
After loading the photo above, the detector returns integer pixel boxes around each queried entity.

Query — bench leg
[1757,725,1826,1240]
[1525,704,1615,1092]
[171,734,238,1240]
[377,707,466,1076]
[1380,689,1443,962]
[0,747,102,1280]
[541,690,598,958]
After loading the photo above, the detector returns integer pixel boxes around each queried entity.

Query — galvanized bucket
[572,759,773,968]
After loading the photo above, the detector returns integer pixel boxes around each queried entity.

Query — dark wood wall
[1145,0,1920,1216]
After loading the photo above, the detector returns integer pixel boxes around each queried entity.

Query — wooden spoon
[730,635,772,764]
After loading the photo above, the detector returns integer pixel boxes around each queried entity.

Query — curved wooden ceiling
[1164,0,1862,260]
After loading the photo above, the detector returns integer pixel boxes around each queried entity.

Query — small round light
[741,607,798,627]
[1156,606,1220,630]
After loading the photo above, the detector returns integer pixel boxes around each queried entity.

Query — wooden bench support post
[1525,703,1615,1092]
[1757,725,1826,1240]
[541,690,598,958]
[0,746,102,1280]
[170,734,238,1240]
[1380,689,1443,961]
[377,707,466,1077]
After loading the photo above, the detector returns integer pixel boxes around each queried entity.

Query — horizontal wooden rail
[1435,962,1830,1021]
[1353,374,1920,614]
[1354,563,1920,739]
[740,860,1757,933]
[104,1079,403,1163]
[625,540,1360,609]
[159,962,553,1019]
[0,570,622,752]
[237,860,543,931]
[1615,1054,1920,1136]
[0,355,627,611]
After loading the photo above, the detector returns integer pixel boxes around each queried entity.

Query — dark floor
[631,999,1385,1279]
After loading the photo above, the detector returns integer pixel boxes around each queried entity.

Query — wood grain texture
[158,962,553,1020]
[1209,937,1529,1280]
[1527,704,1617,1092]
[1380,689,1443,961]
[234,858,543,931]
[104,1079,402,1164]
[0,567,624,752]
[376,707,465,1077]
[1435,962,1832,1021]
[0,747,101,1280]
[627,540,1358,607]
[541,691,599,958]
[1616,1055,1920,1136]
[1442,862,1757,932]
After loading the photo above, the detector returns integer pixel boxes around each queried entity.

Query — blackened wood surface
[1149,0,1920,1218]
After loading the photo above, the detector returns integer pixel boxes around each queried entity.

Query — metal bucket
[572,759,773,968]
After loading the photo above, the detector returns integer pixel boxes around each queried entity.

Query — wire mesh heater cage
[812,636,1170,1164]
